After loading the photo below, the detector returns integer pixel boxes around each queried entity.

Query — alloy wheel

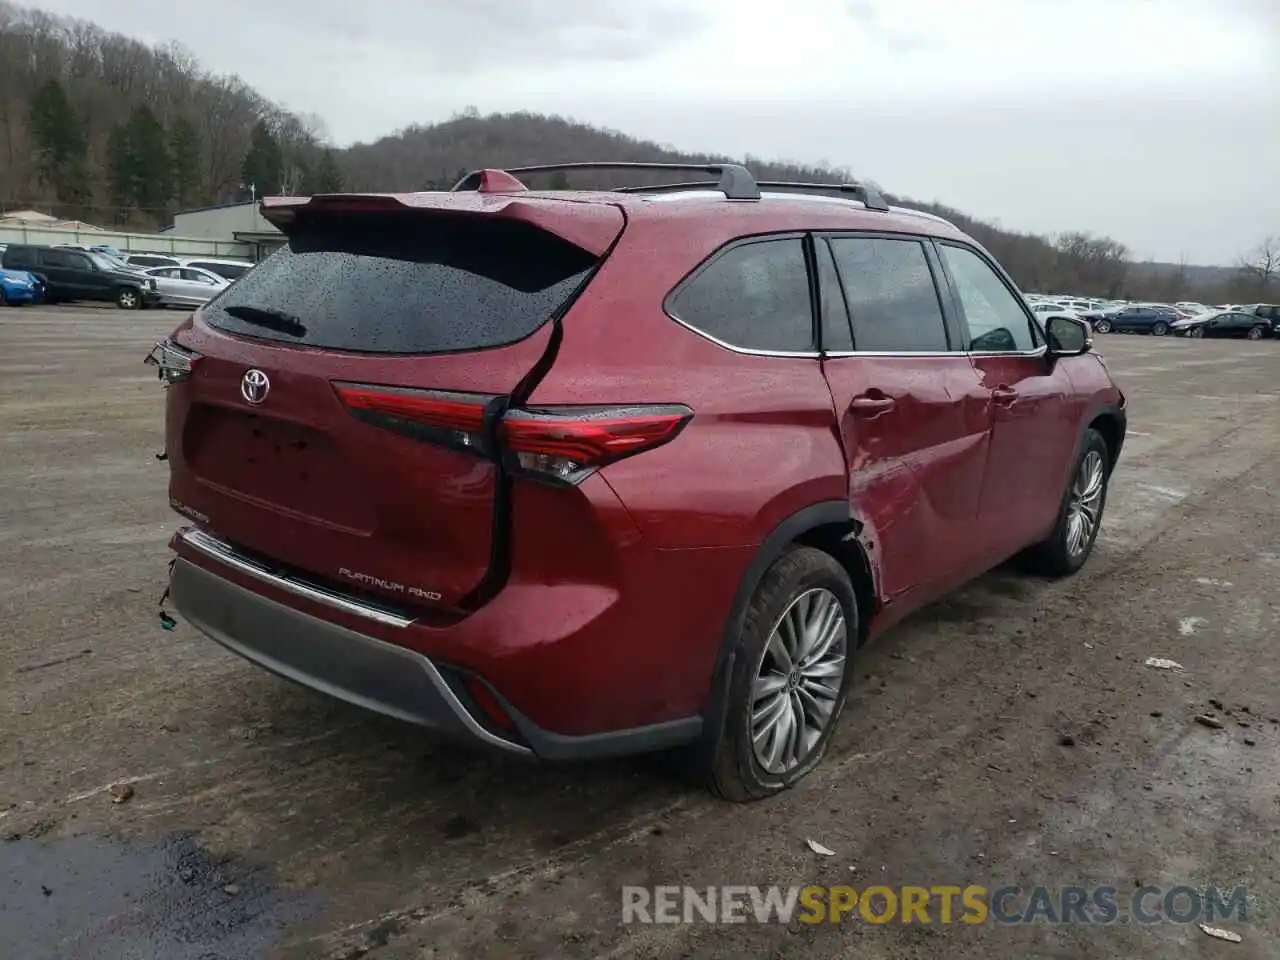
[750,587,847,775]
[1065,450,1105,557]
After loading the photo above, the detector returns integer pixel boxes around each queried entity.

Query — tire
[1247,325,1266,341]
[1094,319,1112,334]
[1023,429,1110,577]
[116,287,141,310]
[0,288,7,306]
[701,546,857,802]
[1151,321,1169,336]
[1188,326,1204,338]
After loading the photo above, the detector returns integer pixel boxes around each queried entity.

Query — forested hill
[1,3,1269,303]
[0,2,341,225]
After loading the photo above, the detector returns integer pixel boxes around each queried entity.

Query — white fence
[0,223,254,259]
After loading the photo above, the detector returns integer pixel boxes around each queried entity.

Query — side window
[816,239,852,352]
[66,253,92,271]
[828,236,949,352]
[38,249,71,268]
[938,244,1038,352]
[669,238,814,352]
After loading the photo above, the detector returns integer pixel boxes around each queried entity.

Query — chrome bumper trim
[179,528,415,628]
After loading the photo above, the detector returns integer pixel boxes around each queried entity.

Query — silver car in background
[144,265,229,308]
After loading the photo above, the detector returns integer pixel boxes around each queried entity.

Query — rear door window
[203,217,599,354]
[38,249,76,269]
[827,236,949,352]
[668,237,815,353]
[816,239,853,352]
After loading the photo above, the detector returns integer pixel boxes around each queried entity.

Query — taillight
[332,383,691,485]
[501,405,691,483]
[333,384,491,455]
[144,338,201,384]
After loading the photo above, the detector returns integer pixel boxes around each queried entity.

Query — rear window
[203,216,598,354]
[190,261,250,280]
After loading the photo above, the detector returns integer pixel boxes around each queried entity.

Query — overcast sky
[34,0,1280,264]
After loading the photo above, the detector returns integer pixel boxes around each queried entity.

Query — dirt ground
[1,304,1277,960]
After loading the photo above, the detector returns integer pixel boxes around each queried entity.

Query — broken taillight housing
[332,382,691,485]
[144,338,201,384]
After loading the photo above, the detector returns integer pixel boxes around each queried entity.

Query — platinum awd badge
[338,567,442,602]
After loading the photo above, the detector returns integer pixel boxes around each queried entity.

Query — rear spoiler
[259,192,624,257]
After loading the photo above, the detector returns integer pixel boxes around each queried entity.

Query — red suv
[150,162,1126,801]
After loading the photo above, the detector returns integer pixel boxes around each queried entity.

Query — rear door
[934,241,1076,557]
[36,248,79,297]
[819,234,992,605]
[167,198,622,611]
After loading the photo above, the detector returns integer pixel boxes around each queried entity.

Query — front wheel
[1151,321,1169,336]
[1188,326,1204,338]
[1023,429,1111,577]
[116,287,141,310]
[701,546,856,802]
[1094,319,1112,333]
[1247,325,1266,341]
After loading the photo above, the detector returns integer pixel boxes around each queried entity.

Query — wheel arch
[1085,401,1127,473]
[695,499,879,763]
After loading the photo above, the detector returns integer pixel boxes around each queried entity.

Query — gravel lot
[2,304,1277,960]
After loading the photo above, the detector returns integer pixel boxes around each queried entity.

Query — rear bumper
[170,556,531,753]
[168,531,713,760]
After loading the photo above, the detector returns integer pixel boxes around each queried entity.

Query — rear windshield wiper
[222,305,308,337]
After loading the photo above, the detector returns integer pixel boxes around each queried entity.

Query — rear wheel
[701,546,856,802]
[1151,320,1169,336]
[1247,325,1266,341]
[116,287,141,310]
[1094,319,1112,333]
[1024,428,1110,577]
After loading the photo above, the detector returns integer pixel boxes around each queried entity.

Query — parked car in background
[181,257,253,281]
[0,267,45,306]
[1173,309,1277,340]
[126,253,183,270]
[1238,304,1280,332]
[1,244,161,309]
[1091,305,1178,335]
[145,265,229,308]
[150,163,1126,800]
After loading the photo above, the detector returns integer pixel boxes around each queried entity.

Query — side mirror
[1046,315,1091,357]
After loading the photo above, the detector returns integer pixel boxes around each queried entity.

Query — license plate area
[184,405,373,530]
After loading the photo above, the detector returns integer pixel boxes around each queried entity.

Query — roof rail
[754,181,890,212]
[615,178,891,213]
[451,162,762,201]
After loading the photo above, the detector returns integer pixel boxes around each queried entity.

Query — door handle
[850,395,896,413]
[991,386,1018,405]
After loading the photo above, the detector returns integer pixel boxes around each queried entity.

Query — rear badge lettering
[338,567,442,602]
[170,499,210,525]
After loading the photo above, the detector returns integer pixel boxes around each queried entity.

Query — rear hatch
[163,193,623,612]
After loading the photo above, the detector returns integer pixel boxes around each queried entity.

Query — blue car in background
[0,268,45,306]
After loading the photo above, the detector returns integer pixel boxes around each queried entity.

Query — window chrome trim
[823,345,1049,359]
[664,309,822,358]
[179,528,415,628]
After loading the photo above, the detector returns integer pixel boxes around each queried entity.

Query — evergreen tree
[169,117,201,207]
[241,120,283,195]
[310,148,343,193]
[104,105,172,221]
[27,77,89,206]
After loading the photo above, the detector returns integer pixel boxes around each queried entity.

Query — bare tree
[1237,236,1279,298]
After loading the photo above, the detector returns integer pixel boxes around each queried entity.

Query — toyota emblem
[241,368,270,404]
